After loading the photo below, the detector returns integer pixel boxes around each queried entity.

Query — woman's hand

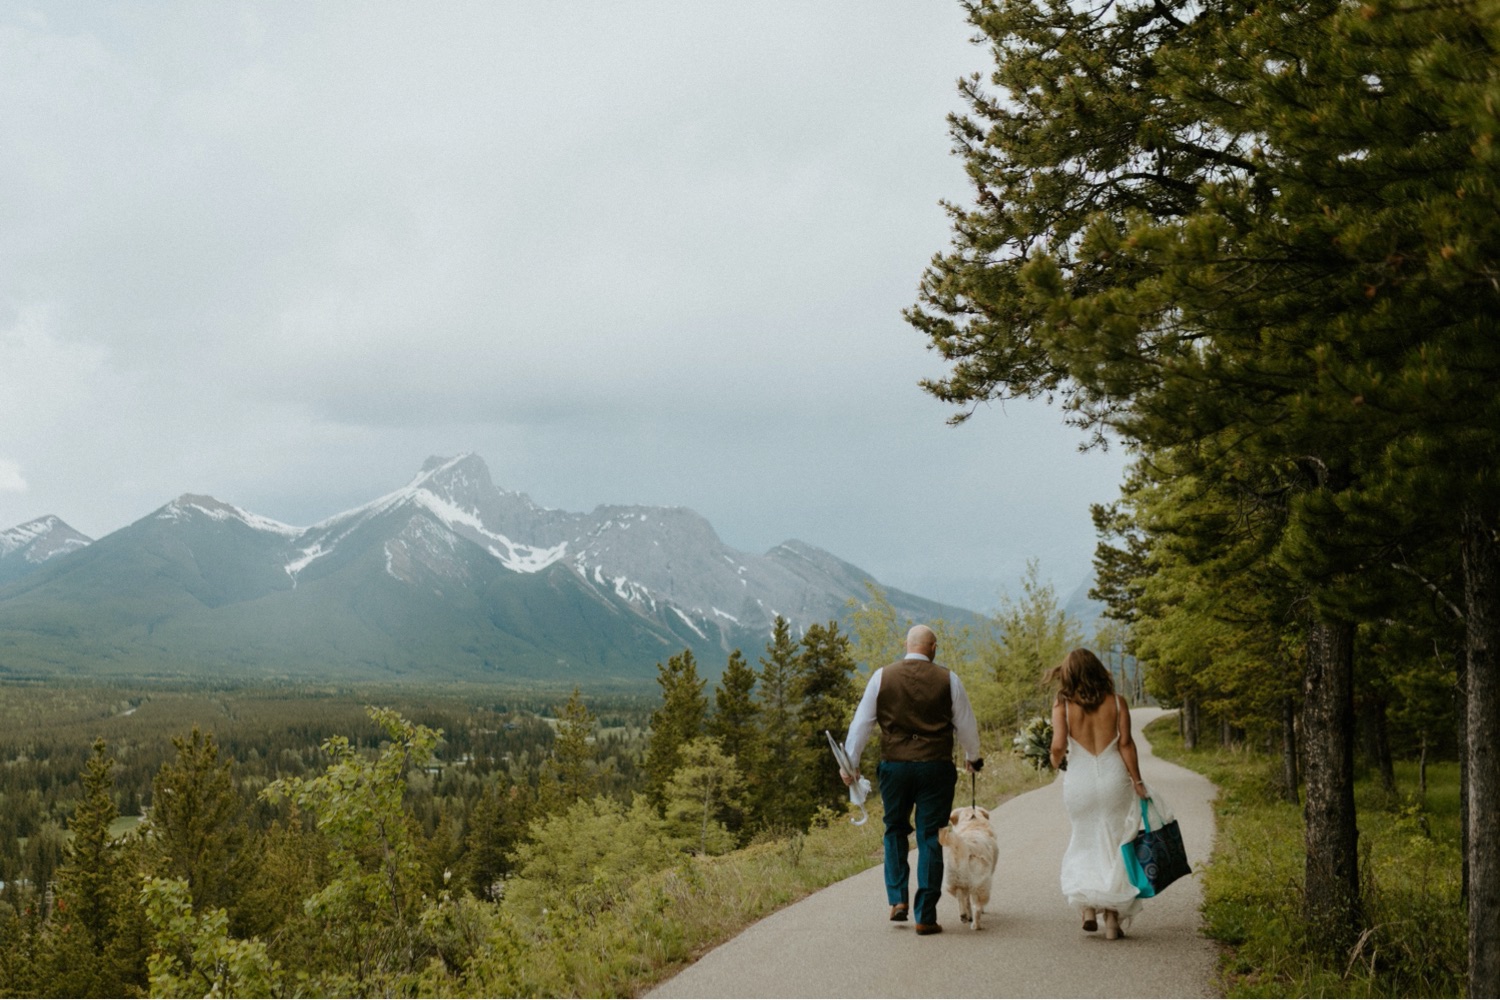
[1131,776,1148,798]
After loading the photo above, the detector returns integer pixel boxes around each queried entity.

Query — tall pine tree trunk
[1302,615,1361,951]
[1180,694,1199,750]
[1359,693,1398,798]
[1462,504,1500,998]
[1281,695,1300,806]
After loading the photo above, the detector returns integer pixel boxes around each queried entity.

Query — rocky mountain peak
[0,515,93,584]
[1,515,92,559]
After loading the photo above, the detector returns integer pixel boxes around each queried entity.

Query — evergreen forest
[906,0,1498,994]
[0,613,988,997]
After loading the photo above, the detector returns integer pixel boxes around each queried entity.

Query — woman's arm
[1050,697,1068,769]
[1117,697,1148,798]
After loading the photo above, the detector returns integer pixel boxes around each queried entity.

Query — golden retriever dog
[939,806,998,930]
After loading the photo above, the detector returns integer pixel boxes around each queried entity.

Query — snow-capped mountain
[0,456,975,682]
[0,516,92,585]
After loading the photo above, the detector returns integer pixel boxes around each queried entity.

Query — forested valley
[0,609,1031,998]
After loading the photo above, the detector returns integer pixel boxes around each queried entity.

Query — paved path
[648,709,1219,999]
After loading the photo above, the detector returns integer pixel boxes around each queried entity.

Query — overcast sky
[0,2,1129,614]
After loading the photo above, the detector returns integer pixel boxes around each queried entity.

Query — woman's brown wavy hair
[1043,648,1115,709]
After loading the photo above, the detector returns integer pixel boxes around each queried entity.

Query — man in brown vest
[841,624,982,934]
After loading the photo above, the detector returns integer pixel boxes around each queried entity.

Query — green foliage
[709,651,758,835]
[988,560,1083,726]
[537,687,597,814]
[915,0,1500,962]
[709,650,759,771]
[506,793,677,918]
[749,616,814,832]
[459,781,531,902]
[795,621,859,816]
[1090,501,1149,629]
[845,582,909,674]
[1150,720,1465,997]
[263,707,441,992]
[60,738,121,951]
[0,670,1056,998]
[144,727,250,922]
[142,876,280,999]
[644,650,707,810]
[662,737,746,856]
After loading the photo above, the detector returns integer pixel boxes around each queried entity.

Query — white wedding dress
[1059,701,1143,923]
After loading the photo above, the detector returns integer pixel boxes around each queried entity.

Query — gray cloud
[0,2,1128,615]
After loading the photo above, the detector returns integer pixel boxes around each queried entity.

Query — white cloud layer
[0,2,1128,613]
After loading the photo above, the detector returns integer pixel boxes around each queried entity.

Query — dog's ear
[949,809,960,826]
[939,826,951,846]
[977,807,990,820]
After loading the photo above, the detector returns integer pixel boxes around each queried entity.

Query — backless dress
[1058,694,1143,923]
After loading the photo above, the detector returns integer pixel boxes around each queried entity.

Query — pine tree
[644,650,707,810]
[710,651,759,772]
[61,739,119,952]
[53,738,145,997]
[796,621,859,815]
[662,738,746,856]
[460,781,531,901]
[709,650,759,836]
[538,687,596,815]
[145,727,249,921]
[904,0,1500,950]
[751,616,814,832]
[990,560,1083,726]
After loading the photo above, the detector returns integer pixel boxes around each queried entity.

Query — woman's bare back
[1065,695,1130,756]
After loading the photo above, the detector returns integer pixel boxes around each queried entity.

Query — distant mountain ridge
[0,455,978,683]
[0,516,92,585]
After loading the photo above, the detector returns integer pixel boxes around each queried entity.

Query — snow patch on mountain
[672,606,707,639]
[611,574,652,604]
[0,516,91,564]
[284,544,329,584]
[160,495,299,537]
[411,487,566,574]
[1,520,53,556]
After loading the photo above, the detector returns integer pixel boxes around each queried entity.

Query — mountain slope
[0,455,979,683]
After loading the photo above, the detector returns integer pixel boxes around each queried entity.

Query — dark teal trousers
[877,759,957,925]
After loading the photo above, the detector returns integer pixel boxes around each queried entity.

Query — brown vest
[876,658,955,762]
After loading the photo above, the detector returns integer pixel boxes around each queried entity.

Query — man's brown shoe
[889,904,909,922]
[915,923,943,935]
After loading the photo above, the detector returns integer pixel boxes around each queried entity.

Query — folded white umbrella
[825,730,873,825]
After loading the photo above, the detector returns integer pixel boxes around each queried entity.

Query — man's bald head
[905,624,937,658]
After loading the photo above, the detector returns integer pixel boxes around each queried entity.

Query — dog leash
[971,770,977,811]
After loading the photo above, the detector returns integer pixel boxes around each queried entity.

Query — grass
[1146,719,1465,998]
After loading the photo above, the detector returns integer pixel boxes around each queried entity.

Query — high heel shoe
[1103,909,1123,940]
[1081,907,1098,932]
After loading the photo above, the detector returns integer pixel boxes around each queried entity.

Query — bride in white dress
[1046,649,1148,940]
